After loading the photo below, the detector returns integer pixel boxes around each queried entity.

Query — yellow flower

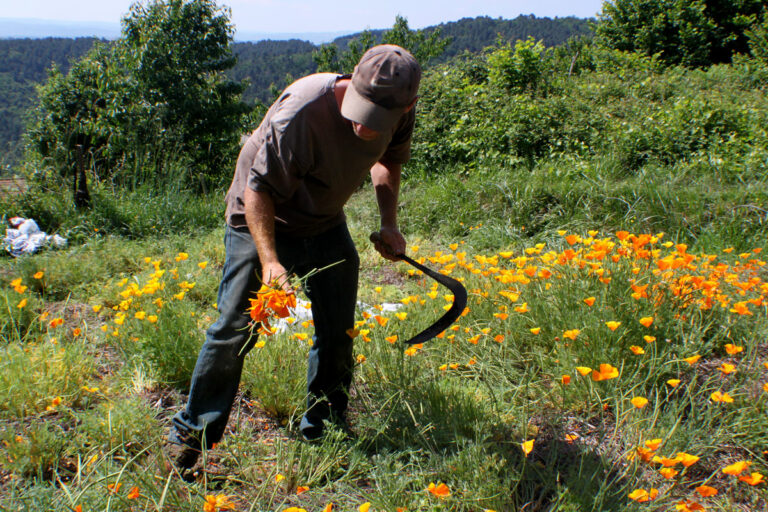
[16,298,27,309]
[667,379,681,387]
[576,366,592,376]
[605,321,621,331]
[358,503,371,512]
[521,439,534,457]
[639,316,654,328]
[630,397,649,409]
[135,311,146,320]
[175,252,189,262]
[629,346,645,355]
[198,261,208,269]
[724,343,743,355]
[148,315,158,323]
[33,271,44,279]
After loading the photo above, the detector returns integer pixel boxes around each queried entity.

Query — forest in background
[0,14,591,169]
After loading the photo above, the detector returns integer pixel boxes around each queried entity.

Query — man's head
[341,44,421,133]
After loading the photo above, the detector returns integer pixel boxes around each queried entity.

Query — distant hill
[331,14,593,59]
[0,15,594,167]
[0,37,102,167]
[233,15,592,104]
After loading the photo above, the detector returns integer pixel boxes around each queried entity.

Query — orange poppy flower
[695,485,717,497]
[639,316,654,328]
[427,482,450,498]
[659,468,678,479]
[738,472,764,486]
[711,391,734,403]
[717,363,736,375]
[203,495,236,512]
[629,346,645,355]
[645,439,662,450]
[675,500,705,511]
[583,297,596,306]
[722,461,751,476]
[724,343,743,355]
[605,321,621,331]
[630,397,649,409]
[591,364,619,381]
[563,329,580,340]
[628,488,658,502]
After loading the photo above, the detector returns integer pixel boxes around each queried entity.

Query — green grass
[2,181,767,510]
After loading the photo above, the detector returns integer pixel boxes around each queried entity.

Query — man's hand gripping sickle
[371,226,406,261]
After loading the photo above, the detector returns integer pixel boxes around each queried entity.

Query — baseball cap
[341,44,421,132]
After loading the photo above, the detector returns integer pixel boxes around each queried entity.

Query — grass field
[1,168,767,511]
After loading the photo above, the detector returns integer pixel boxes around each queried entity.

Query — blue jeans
[172,223,359,446]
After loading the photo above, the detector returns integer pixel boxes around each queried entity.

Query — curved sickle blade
[398,254,468,345]
[369,232,467,345]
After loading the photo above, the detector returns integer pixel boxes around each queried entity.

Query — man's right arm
[244,186,291,291]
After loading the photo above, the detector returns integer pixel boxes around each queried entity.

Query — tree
[595,0,766,67]
[314,16,450,73]
[25,0,251,193]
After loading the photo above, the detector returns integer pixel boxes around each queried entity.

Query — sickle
[370,232,468,345]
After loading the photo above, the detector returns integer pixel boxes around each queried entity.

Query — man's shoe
[166,429,202,470]
[301,424,324,442]
[299,415,324,442]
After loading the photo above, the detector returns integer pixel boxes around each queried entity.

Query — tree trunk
[74,145,91,209]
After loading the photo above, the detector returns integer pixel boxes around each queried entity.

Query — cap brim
[341,82,405,133]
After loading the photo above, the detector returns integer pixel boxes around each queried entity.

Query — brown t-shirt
[224,73,414,236]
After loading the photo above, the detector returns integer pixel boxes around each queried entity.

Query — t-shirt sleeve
[247,106,314,203]
[380,109,415,164]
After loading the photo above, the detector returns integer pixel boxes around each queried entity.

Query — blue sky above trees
[4,0,604,35]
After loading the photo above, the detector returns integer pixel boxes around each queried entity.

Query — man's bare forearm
[370,160,406,259]
[244,186,290,288]
[371,160,401,230]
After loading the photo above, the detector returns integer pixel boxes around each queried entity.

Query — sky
[2,0,604,36]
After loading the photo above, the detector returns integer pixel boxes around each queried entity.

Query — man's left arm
[371,159,406,261]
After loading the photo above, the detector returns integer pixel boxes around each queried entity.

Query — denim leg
[295,224,359,431]
[172,226,261,447]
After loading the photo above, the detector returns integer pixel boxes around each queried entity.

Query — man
[168,44,421,470]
